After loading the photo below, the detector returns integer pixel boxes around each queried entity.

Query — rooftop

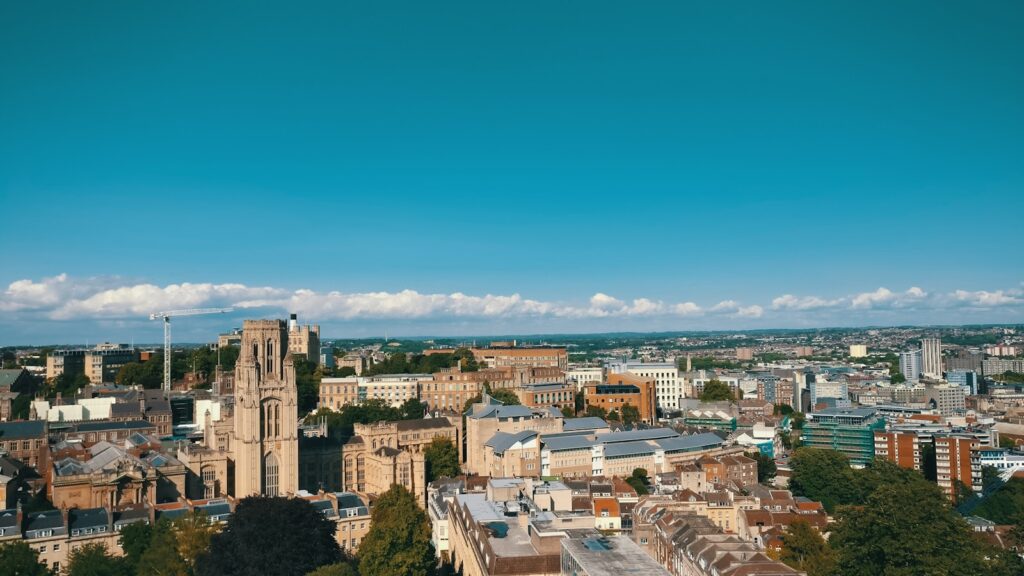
[562,536,670,576]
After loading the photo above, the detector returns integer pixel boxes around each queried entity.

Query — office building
[605,360,681,410]
[849,344,868,358]
[899,350,922,382]
[801,408,885,466]
[585,373,657,425]
[945,370,978,396]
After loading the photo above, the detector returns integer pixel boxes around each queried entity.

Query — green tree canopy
[136,518,189,576]
[424,436,460,482]
[973,477,1024,525]
[358,485,435,576]
[750,451,777,484]
[0,540,51,576]
[699,379,734,402]
[584,405,608,419]
[305,564,358,576]
[620,404,640,426]
[66,542,130,576]
[198,497,343,576]
[778,520,835,576]
[118,520,153,573]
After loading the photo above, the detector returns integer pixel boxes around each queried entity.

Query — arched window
[266,339,274,375]
[263,452,280,497]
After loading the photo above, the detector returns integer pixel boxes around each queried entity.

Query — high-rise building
[801,408,885,466]
[921,338,942,379]
[233,320,299,497]
[849,345,868,358]
[934,435,979,501]
[899,350,922,382]
[945,370,978,396]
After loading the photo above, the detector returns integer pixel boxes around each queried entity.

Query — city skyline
[3,1,1023,341]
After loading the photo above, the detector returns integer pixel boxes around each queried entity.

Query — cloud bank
[1,275,1022,336]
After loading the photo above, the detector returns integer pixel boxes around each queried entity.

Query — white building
[604,360,681,410]
[566,366,604,391]
[849,344,868,358]
[899,350,922,382]
[921,338,942,379]
[30,397,116,422]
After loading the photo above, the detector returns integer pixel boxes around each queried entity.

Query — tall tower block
[233,319,299,497]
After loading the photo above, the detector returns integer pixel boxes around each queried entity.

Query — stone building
[287,313,321,365]
[340,417,456,505]
[232,319,299,498]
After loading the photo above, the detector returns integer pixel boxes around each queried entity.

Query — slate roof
[395,418,452,431]
[596,428,677,444]
[485,430,537,454]
[334,492,368,512]
[541,435,595,452]
[27,510,64,531]
[0,369,27,389]
[0,508,19,531]
[71,420,153,433]
[563,417,608,431]
[0,420,46,439]
[469,404,536,420]
[603,441,658,458]
[69,507,109,531]
[654,433,725,453]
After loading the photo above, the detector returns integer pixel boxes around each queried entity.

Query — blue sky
[1,1,1023,344]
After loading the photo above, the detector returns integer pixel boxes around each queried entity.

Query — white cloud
[952,289,1024,307]
[2,275,1021,330]
[771,294,844,311]
[672,302,703,316]
[850,287,927,309]
[736,305,764,318]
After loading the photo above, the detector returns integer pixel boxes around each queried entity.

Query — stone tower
[233,319,299,498]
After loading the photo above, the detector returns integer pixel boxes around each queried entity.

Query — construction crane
[149,308,233,396]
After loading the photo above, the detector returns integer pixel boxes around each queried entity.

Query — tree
[400,398,428,420]
[607,409,620,421]
[788,448,859,513]
[829,476,990,576]
[789,412,806,430]
[560,406,575,418]
[750,452,777,484]
[0,540,51,576]
[305,564,358,576]
[119,521,153,573]
[973,477,1024,525]
[358,485,435,576]
[584,405,607,419]
[424,436,460,482]
[294,358,322,414]
[778,520,835,576]
[620,404,640,426]
[173,511,217,571]
[773,403,794,416]
[999,436,1017,449]
[574,390,585,415]
[67,542,130,576]
[488,388,520,406]
[137,518,189,576]
[198,497,342,576]
[981,465,1002,493]
[699,379,734,402]
[890,371,906,385]
[920,443,937,481]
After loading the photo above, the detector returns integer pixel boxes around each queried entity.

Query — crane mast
[149,308,233,397]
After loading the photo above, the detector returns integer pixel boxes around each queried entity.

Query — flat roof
[562,536,669,576]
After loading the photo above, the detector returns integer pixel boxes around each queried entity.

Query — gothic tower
[233,319,299,497]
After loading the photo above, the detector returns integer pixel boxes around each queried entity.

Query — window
[53,544,60,551]
[263,452,280,497]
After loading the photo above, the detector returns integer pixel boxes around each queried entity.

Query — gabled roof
[27,510,64,531]
[485,430,537,454]
[69,507,108,531]
[0,369,27,388]
[0,509,19,530]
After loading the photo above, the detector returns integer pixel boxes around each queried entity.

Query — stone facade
[232,320,299,498]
